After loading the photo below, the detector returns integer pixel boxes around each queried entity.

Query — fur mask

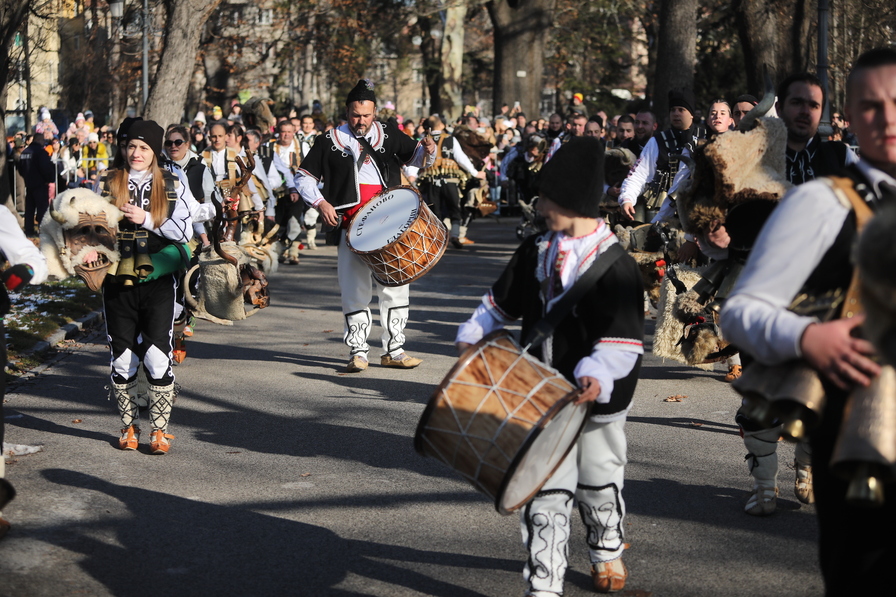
[40,188,122,291]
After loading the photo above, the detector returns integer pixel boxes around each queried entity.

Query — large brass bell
[830,365,896,507]
[116,231,137,286]
[732,361,826,439]
[134,233,154,280]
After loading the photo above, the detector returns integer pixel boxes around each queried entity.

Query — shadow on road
[40,468,514,596]
[628,416,741,436]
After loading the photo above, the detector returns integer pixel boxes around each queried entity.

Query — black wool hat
[734,94,759,106]
[116,116,143,144]
[127,120,165,158]
[538,137,605,218]
[668,88,696,116]
[346,79,377,106]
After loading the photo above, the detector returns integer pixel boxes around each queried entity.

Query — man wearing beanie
[618,88,706,223]
[295,79,436,373]
[456,137,644,595]
[732,93,759,128]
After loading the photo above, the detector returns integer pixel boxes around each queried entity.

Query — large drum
[346,186,448,287]
[415,330,589,514]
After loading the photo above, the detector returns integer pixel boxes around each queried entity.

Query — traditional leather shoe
[149,430,175,455]
[450,237,463,249]
[346,355,368,373]
[592,558,628,593]
[745,485,778,515]
[381,353,422,368]
[119,425,140,450]
[794,460,815,504]
[459,237,475,245]
[725,364,743,382]
[172,337,187,364]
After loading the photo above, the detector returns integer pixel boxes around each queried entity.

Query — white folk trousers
[337,230,410,358]
[521,418,628,596]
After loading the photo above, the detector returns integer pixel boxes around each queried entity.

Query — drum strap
[524,243,626,350]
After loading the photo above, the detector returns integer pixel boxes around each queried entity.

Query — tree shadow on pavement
[624,476,815,537]
[39,468,508,597]
[628,416,741,436]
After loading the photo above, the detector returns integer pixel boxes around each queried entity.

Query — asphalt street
[0,217,821,597]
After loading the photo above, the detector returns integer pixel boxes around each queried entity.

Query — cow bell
[830,365,896,507]
[732,361,826,436]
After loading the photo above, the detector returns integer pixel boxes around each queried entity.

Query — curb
[29,310,105,356]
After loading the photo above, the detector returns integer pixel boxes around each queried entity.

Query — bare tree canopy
[143,0,224,127]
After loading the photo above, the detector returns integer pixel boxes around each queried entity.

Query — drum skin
[415,330,587,514]
[346,186,448,287]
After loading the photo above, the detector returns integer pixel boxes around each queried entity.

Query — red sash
[342,184,383,228]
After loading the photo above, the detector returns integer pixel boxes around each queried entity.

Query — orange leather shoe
[149,430,175,455]
[119,425,140,450]
[724,364,743,382]
[592,558,628,593]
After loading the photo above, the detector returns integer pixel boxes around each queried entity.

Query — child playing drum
[456,137,644,595]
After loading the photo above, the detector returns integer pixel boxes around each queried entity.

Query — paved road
[1,218,821,597]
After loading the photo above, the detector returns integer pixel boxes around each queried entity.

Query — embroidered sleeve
[144,181,193,243]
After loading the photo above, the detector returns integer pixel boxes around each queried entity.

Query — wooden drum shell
[346,186,448,287]
[415,330,587,514]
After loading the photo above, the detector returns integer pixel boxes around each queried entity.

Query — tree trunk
[735,0,815,95]
[144,0,223,127]
[417,14,443,116]
[652,0,698,128]
[487,0,555,118]
[441,3,466,121]
[1,0,35,219]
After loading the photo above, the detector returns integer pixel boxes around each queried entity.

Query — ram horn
[49,200,67,223]
[737,65,776,132]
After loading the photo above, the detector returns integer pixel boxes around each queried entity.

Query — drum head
[347,187,421,253]
[497,399,588,514]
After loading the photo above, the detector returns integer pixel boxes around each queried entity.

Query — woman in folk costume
[456,137,644,595]
[97,120,193,454]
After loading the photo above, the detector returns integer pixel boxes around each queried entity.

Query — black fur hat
[538,136,605,218]
[346,79,377,106]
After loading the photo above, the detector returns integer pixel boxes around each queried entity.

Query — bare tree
[1,0,53,219]
[487,0,555,117]
[652,0,698,127]
[441,2,467,120]
[144,0,223,127]
[734,0,814,93]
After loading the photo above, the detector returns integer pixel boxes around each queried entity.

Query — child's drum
[415,330,589,514]
[345,186,448,287]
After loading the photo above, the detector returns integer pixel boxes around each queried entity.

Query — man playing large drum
[456,137,644,595]
[294,80,436,372]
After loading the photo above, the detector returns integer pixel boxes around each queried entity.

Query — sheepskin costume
[39,188,122,290]
[241,97,277,132]
[653,264,714,370]
[614,223,688,305]
[677,117,792,238]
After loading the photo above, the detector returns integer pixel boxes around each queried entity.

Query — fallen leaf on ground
[300,473,312,477]
[663,395,686,402]
[323,329,333,333]
[72,419,82,424]
[690,421,704,427]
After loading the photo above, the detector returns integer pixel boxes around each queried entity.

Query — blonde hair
[107,153,169,227]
